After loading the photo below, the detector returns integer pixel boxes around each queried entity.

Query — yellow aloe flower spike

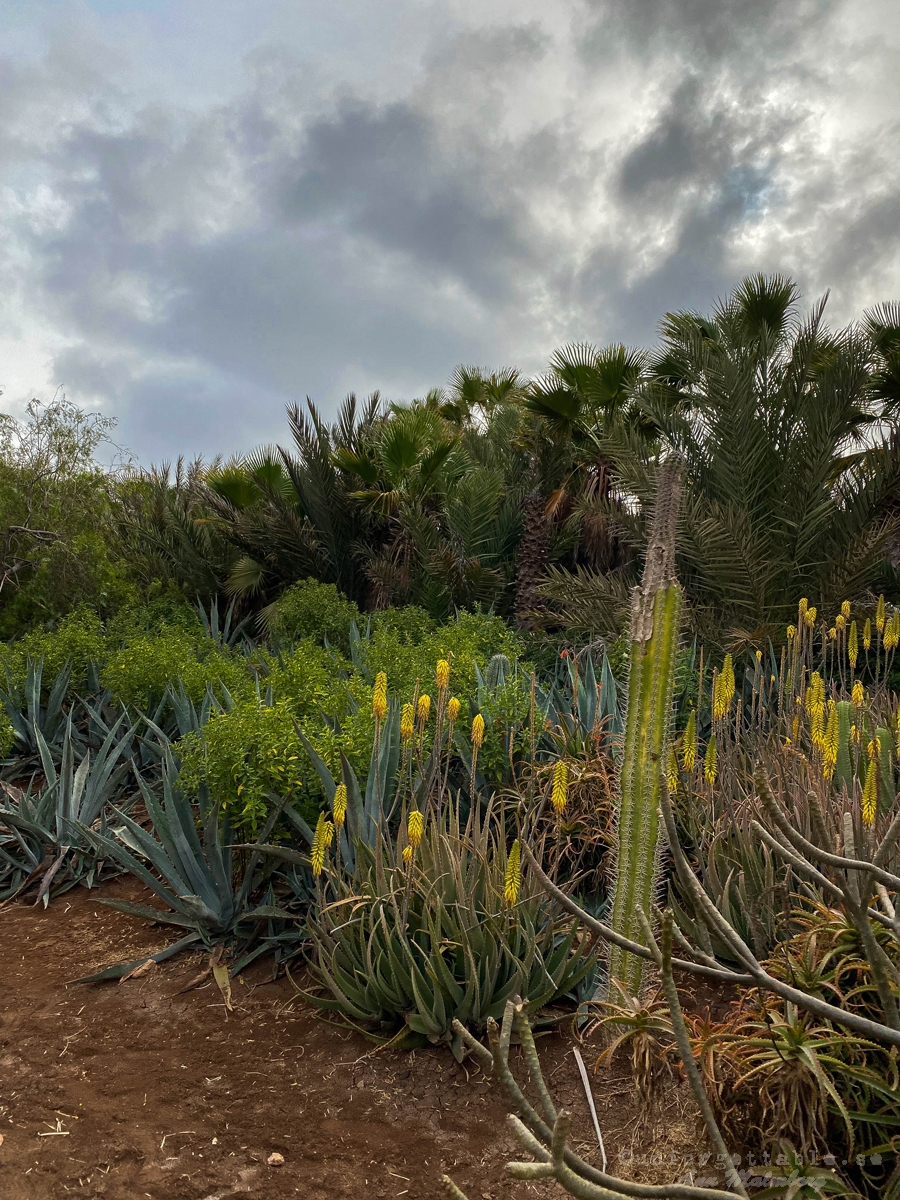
[863,618,872,651]
[804,606,817,629]
[400,703,415,741]
[703,735,717,785]
[447,696,460,723]
[848,621,858,669]
[876,594,886,634]
[333,783,347,827]
[798,598,808,618]
[841,600,851,619]
[682,709,697,771]
[417,694,431,724]
[666,749,679,793]
[402,844,413,865]
[823,700,838,780]
[862,759,877,827]
[551,760,568,814]
[407,808,424,848]
[786,624,796,640]
[852,680,865,707]
[504,840,521,907]
[436,659,450,691]
[311,812,333,876]
[471,713,485,749]
[372,672,388,721]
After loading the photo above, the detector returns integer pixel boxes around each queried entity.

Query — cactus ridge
[608,580,682,996]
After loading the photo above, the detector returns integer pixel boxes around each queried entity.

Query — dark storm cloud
[279,100,527,297]
[1,0,898,460]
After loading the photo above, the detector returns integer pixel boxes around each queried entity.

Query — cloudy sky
[1,0,898,463]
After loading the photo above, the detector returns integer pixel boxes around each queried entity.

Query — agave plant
[0,712,137,903]
[75,757,298,980]
[1,658,71,759]
[296,800,595,1060]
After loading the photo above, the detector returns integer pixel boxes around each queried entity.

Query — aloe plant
[296,800,594,1059]
[607,461,682,997]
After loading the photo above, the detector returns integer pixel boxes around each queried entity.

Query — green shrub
[0,606,106,694]
[176,639,356,830]
[362,608,525,699]
[270,579,361,653]
[101,626,250,708]
[0,709,14,758]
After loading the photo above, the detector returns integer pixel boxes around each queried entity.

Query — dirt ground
[0,879,709,1200]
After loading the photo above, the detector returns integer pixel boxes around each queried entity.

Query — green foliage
[1,607,105,694]
[0,399,136,637]
[176,639,356,830]
[269,578,361,652]
[362,607,525,697]
[298,803,594,1058]
[100,625,250,709]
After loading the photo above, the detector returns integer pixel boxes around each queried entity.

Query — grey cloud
[278,100,529,297]
[1,0,898,461]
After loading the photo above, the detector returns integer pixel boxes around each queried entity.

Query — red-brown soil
[0,879,707,1199]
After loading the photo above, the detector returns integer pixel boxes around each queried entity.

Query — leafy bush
[1,607,106,694]
[176,639,356,830]
[100,626,250,708]
[269,579,361,653]
[361,608,525,696]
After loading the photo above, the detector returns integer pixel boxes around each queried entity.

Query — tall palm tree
[542,275,900,645]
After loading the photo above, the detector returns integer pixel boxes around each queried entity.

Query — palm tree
[541,275,900,645]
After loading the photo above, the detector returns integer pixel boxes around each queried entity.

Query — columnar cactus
[607,461,682,997]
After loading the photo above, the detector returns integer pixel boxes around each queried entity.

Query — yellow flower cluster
[704,734,717,785]
[712,654,736,720]
[822,700,838,780]
[436,658,450,691]
[333,783,347,828]
[551,760,568,814]
[311,812,334,876]
[471,713,485,749]
[682,710,697,771]
[400,702,415,741]
[447,696,461,723]
[407,808,424,848]
[862,759,877,827]
[504,839,521,907]
[372,671,388,721]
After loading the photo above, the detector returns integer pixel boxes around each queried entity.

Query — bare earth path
[0,880,701,1199]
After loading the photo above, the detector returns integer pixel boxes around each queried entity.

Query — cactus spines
[834,700,853,791]
[607,461,682,998]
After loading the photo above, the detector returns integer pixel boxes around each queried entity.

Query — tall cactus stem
[607,461,682,998]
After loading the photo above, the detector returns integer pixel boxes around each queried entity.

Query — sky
[1,0,899,464]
